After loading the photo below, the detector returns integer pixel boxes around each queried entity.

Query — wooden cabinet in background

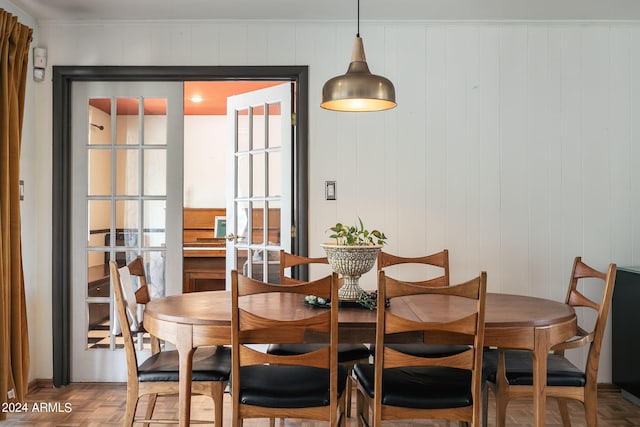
[183,208,226,293]
[183,248,226,293]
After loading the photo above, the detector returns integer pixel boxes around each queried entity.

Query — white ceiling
[8,0,640,22]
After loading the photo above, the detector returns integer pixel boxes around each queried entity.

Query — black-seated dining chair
[266,250,371,416]
[110,257,231,426]
[482,257,617,427]
[230,270,347,427]
[354,270,487,427]
[374,249,470,358]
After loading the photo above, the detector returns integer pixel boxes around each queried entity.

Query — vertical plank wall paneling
[525,25,553,301]
[424,25,448,257]
[609,26,633,268]
[445,25,473,278]
[391,25,428,264]
[476,26,502,294]
[30,20,640,383]
[497,25,530,296]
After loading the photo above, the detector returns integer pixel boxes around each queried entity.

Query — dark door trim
[52,65,309,386]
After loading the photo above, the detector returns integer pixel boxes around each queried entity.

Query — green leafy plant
[328,217,387,246]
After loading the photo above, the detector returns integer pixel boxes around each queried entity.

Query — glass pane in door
[266,200,281,246]
[88,149,111,196]
[116,98,140,145]
[143,98,167,145]
[252,152,266,198]
[267,101,282,148]
[115,149,139,195]
[86,251,110,349]
[252,201,265,245]
[267,151,281,197]
[87,200,110,248]
[252,104,265,149]
[237,108,250,152]
[143,149,167,195]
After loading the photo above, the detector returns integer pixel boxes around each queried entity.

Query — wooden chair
[377,250,450,288]
[375,249,469,358]
[354,270,487,427]
[266,250,372,416]
[482,257,617,427]
[110,257,231,426]
[231,270,347,427]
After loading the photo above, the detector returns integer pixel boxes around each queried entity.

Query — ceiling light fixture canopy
[321,0,396,112]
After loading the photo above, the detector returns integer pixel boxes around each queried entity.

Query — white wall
[17,18,640,383]
[184,115,227,208]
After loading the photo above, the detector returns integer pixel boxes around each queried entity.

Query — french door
[226,83,293,285]
[70,82,183,381]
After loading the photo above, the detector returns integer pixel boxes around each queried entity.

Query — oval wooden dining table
[144,291,577,427]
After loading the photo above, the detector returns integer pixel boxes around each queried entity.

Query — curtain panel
[0,8,32,419]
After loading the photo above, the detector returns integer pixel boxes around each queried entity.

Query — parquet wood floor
[3,383,640,426]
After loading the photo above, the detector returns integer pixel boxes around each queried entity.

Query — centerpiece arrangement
[320,218,387,301]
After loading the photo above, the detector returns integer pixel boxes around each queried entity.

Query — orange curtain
[0,8,32,419]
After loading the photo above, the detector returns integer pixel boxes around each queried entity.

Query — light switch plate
[325,181,336,200]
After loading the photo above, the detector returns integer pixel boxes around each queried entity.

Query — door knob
[226,233,236,241]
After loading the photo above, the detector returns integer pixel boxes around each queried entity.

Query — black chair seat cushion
[370,343,470,358]
[267,343,371,363]
[353,363,472,409]
[236,364,348,408]
[138,346,231,382]
[483,349,585,387]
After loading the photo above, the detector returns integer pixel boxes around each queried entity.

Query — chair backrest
[377,249,450,287]
[110,256,150,380]
[278,249,332,285]
[231,270,341,420]
[556,257,617,384]
[374,270,487,424]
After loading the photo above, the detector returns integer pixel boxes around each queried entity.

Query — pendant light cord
[357,0,360,37]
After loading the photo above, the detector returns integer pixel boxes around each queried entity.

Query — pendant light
[321,0,396,112]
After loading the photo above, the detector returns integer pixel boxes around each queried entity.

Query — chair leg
[494,388,509,427]
[494,350,510,427]
[142,393,157,427]
[355,386,369,427]
[124,385,139,427]
[346,375,354,417]
[212,382,225,426]
[557,397,571,427]
[584,391,598,427]
[338,390,347,427]
[232,395,240,427]
[481,383,489,427]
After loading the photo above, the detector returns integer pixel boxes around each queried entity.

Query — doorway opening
[182,81,287,293]
[52,65,309,386]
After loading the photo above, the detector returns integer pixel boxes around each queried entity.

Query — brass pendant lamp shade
[321,1,396,112]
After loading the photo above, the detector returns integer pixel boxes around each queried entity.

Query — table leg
[532,327,550,427]
[175,323,195,427]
